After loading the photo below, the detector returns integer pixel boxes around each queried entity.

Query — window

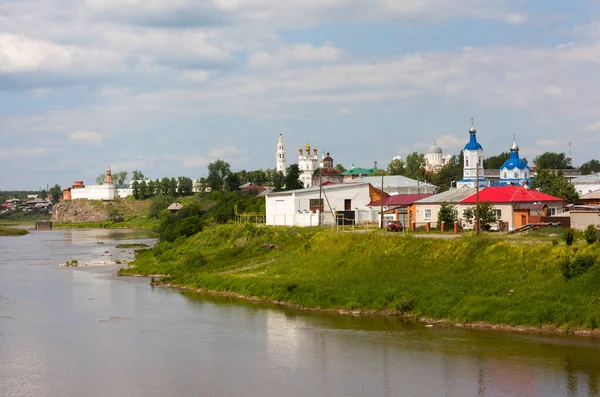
[514,171,518,178]
[424,209,432,219]
[466,158,469,167]
[495,209,502,219]
[504,172,507,178]
[479,156,482,166]
[309,199,324,212]
[549,208,557,216]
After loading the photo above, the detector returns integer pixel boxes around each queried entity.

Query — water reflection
[2,229,600,397]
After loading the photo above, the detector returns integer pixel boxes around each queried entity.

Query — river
[1,229,600,397]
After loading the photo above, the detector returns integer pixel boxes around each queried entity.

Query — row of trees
[131,177,194,200]
[438,201,498,231]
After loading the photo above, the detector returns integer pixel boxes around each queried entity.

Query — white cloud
[180,70,212,83]
[249,43,342,68]
[209,145,241,158]
[0,147,56,159]
[584,121,600,132]
[69,130,103,146]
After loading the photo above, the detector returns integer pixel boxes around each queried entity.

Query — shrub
[562,228,575,246]
[560,253,597,280]
[584,224,598,245]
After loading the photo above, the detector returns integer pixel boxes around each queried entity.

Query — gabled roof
[415,188,477,204]
[571,172,600,184]
[266,182,369,197]
[341,167,377,175]
[460,186,563,203]
[580,189,600,200]
[347,175,437,189]
[368,194,434,207]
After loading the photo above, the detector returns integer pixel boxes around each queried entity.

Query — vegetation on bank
[116,243,149,248]
[120,224,600,331]
[0,227,29,236]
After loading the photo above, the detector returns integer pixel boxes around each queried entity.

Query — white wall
[71,184,116,200]
[574,183,600,196]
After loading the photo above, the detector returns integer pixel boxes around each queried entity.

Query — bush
[584,224,598,245]
[563,228,575,246]
[560,253,597,280]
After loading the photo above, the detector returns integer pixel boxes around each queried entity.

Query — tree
[335,164,347,173]
[178,177,194,196]
[579,159,600,175]
[530,169,578,202]
[169,177,178,196]
[284,164,303,191]
[272,171,285,192]
[139,180,149,199]
[463,201,496,230]
[404,152,426,180]
[132,170,145,181]
[226,173,241,191]
[248,170,267,185]
[49,184,62,204]
[584,224,598,245]
[533,152,573,169]
[160,177,171,195]
[483,152,510,169]
[387,158,406,175]
[132,181,141,199]
[96,174,105,185]
[147,180,156,198]
[437,202,458,231]
[194,177,208,193]
[207,160,231,191]
[113,171,128,185]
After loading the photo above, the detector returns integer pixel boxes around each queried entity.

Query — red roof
[368,194,434,207]
[460,186,563,204]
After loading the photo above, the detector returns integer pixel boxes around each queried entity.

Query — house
[367,193,434,228]
[579,190,600,205]
[414,186,564,230]
[265,182,385,226]
[344,175,437,195]
[568,205,600,230]
[240,183,267,195]
[571,173,600,196]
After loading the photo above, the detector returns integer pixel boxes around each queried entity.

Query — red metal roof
[460,186,563,204]
[368,193,434,207]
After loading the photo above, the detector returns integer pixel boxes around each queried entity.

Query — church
[276,134,334,188]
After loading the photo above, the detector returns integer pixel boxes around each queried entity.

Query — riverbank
[0,226,29,236]
[119,224,600,332]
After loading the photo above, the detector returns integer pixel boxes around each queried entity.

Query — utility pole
[476,159,480,236]
[380,172,384,229]
[318,168,323,226]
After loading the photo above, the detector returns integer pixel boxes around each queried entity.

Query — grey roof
[414,188,477,204]
[347,175,437,189]
[266,182,370,197]
[167,203,184,211]
[580,189,600,200]
[571,172,600,184]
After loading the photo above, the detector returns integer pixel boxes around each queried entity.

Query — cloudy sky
[1,0,600,189]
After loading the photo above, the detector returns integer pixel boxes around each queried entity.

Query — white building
[298,144,319,188]
[345,175,437,195]
[499,140,531,186]
[457,120,486,188]
[70,166,117,201]
[425,141,447,173]
[265,182,382,226]
[276,133,287,175]
[571,173,600,196]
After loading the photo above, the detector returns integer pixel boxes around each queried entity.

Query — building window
[479,157,482,166]
[514,171,518,178]
[549,208,557,216]
[504,172,507,178]
[424,209,432,219]
[466,158,469,167]
[495,209,502,219]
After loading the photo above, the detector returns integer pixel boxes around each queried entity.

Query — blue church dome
[501,142,529,170]
[464,134,483,151]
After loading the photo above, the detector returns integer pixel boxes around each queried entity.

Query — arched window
[514,171,518,178]
[466,158,469,167]
[504,172,507,178]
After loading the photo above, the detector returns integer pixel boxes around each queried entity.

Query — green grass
[0,227,29,236]
[120,224,600,330]
[116,243,149,248]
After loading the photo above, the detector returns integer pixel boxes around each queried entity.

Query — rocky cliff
[52,200,117,223]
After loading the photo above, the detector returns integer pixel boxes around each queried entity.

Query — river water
[1,229,600,397]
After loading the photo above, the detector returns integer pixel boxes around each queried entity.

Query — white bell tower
[276,133,286,175]
[459,119,485,188]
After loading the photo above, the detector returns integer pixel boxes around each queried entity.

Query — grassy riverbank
[0,227,29,236]
[54,216,159,229]
[120,224,600,331]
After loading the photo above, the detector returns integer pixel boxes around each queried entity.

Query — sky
[2,0,600,190]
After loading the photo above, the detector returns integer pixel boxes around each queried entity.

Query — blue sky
[1,0,600,190]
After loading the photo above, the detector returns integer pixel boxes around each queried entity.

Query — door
[344,199,351,211]
[521,215,527,226]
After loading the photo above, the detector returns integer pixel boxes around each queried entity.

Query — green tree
[248,170,267,185]
[530,169,578,202]
[405,152,426,180]
[96,174,105,185]
[132,181,141,199]
[49,184,62,204]
[579,160,600,175]
[169,177,178,196]
[584,224,598,245]
[284,164,304,191]
[194,177,208,193]
[149,195,173,218]
[178,177,194,196]
[132,170,145,180]
[463,201,496,230]
[139,180,149,199]
[272,171,285,192]
[146,180,156,198]
[226,173,241,191]
[437,202,458,231]
[335,164,347,173]
[207,160,231,191]
[387,158,406,175]
[533,152,573,169]
[113,171,128,185]
[483,152,510,169]
[160,177,171,195]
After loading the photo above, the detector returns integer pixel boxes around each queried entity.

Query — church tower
[457,119,485,188]
[500,138,530,185]
[276,133,286,175]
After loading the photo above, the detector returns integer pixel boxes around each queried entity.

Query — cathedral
[424,141,448,173]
